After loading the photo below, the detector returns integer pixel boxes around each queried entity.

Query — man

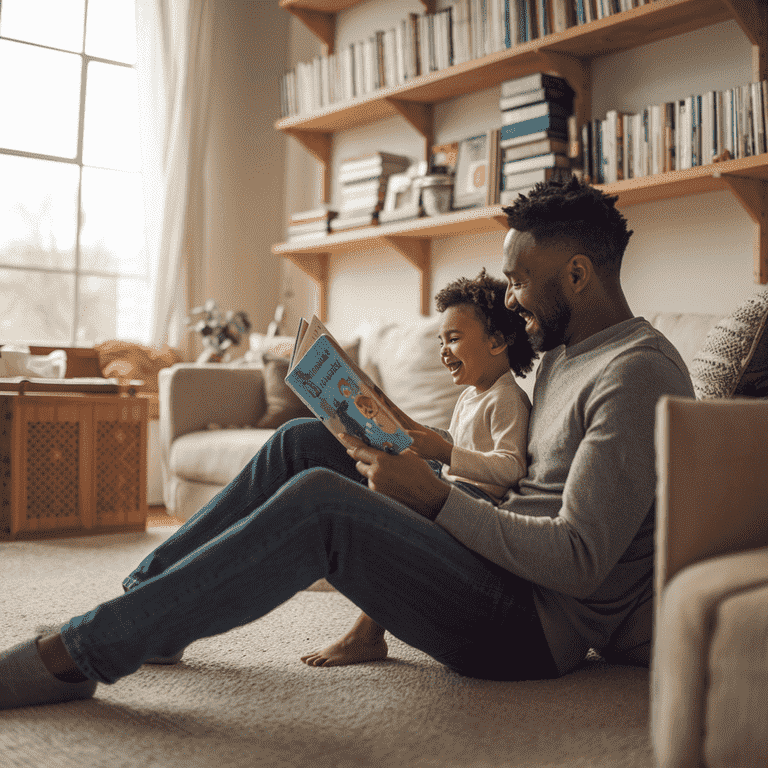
[0,176,694,709]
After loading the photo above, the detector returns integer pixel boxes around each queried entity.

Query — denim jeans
[60,418,558,684]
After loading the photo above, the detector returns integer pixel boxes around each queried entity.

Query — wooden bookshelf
[276,0,768,319]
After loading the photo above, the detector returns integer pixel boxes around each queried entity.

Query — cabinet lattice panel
[0,393,147,540]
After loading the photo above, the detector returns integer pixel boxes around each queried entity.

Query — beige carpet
[0,529,654,767]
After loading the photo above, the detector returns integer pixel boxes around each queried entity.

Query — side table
[0,385,148,540]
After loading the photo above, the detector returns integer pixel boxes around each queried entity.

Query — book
[501,99,570,126]
[502,136,568,162]
[500,72,572,98]
[501,165,572,191]
[285,316,413,454]
[330,212,379,231]
[498,85,575,112]
[502,151,570,176]
[500,114,568,141]
[340,152,411,172]
[500,127,567,149]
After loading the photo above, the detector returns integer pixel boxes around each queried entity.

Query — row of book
[280,0,654,118]
[583,80,768,185]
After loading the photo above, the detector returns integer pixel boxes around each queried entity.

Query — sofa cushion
[359,315,467,432]
[255,354,313,429]
[690,290,768,399]
[170,428,275,485]
[646,312,722,374]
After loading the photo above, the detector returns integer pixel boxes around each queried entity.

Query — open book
[285,315,413,454]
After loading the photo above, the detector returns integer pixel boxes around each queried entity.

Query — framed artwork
[452,133,490,209]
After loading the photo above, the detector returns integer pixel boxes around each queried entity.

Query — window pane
[76,275,151,345]
[0,155,79,270]
[0,40,81,157]
[0,268,74,344]
[83,61,140,172]
[85,0,136,65]
[80,167,145,275]
[0,0,85,53]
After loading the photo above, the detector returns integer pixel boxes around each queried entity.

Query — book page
[285,333,412,454]
[291,314,332,369]
[288,317,309,372]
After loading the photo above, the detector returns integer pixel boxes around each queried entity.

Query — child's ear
[489,333,508,356]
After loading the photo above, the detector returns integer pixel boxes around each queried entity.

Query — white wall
[282,5,763,338]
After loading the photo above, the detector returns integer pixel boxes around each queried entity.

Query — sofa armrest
[159,363,266,445]
[654,395,768,601]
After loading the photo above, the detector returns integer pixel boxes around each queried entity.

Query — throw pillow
[359,316,465,431]
[691,289,768,399]
[255,354,313,429]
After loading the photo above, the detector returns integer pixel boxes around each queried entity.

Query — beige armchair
[158,364,273,519]
[652,396,768,768]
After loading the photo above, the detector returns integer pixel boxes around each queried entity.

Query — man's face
[502,229,572,353]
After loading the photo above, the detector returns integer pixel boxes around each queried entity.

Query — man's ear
[567,255,593,293]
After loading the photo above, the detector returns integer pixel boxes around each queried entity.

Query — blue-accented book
[500,113,568,142]
[285,318,413,454]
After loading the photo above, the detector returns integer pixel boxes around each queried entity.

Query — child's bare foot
[301,630,388,667]
[301,611,388,667]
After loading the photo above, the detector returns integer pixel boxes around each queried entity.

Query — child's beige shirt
[442,370,530,501]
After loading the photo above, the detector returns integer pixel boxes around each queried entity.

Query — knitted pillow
[690,290,768,399]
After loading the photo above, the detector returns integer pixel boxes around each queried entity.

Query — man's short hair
[502,175,633,277]
[435,268,537,377]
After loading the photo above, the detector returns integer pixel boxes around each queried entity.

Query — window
[0,0,150,346]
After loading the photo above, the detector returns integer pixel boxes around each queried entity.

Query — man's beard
[524,285,571,353]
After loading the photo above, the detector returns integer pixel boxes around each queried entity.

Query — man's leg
[123,418,363,591]
[54,464,557,686]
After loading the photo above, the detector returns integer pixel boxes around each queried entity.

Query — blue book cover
[285,333,413,454]
[500,114,567,141]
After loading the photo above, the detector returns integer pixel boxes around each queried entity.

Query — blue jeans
[60,418,558,684]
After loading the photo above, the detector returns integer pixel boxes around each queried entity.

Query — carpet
[0,529,654,767]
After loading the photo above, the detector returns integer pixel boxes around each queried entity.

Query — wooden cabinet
[273,0,768,320]
[0,392,148,540]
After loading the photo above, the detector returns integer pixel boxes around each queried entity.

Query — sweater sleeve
[433,349,692,597]
[445,385,528,488]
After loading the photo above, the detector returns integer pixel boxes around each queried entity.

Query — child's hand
[406,428,452,465]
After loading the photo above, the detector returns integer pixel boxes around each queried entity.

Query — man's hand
[338,434,451,520]
[406,427,453,465]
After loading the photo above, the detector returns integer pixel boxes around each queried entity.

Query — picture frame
[379,162,427,224]
[452,133,490,209]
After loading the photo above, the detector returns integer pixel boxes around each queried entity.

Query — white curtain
[134,0,213,348]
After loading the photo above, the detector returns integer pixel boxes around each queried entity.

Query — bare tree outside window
[0,0,149,346]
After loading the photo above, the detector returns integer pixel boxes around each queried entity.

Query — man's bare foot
[301,611,388,667]
[301,630,388,667]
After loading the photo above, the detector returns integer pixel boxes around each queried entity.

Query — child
[301,268,537,668]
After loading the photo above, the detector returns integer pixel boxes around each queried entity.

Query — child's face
[438,305,507,392]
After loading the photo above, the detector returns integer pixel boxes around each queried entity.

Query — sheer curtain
[134,0,213,349]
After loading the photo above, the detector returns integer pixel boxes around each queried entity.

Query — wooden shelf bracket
[283,5,336,52]
[380,235,431,315]
[283,129,333,201]
[286,251,330,321]
[720,174,768,284]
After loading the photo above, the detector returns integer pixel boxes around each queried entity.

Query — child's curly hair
[503,174,633,277]
[435,268,537,377]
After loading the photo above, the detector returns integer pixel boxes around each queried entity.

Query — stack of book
[499,72,575,204]
[331,151,411,232]
[286,208,337,242]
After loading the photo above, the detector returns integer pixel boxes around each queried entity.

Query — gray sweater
[434,317,695,674]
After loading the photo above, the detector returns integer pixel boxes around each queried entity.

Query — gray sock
[0,636,97,710]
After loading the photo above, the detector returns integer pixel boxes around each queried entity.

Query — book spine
[500,114,568,140]
[502,152,568,174]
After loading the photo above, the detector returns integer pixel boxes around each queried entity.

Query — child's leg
[301,611,388,667]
